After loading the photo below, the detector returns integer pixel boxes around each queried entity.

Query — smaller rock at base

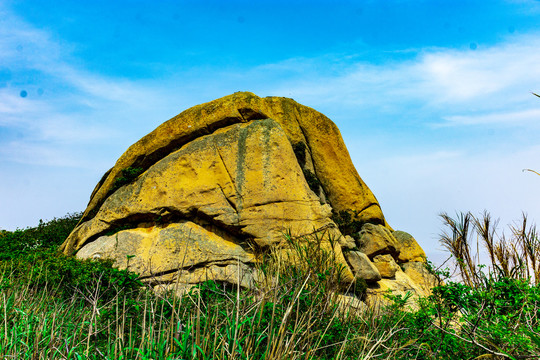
[335,294,368,317]
[346,251,381,282]
[357,223,401,258]
[365,270,425,310]
[372,254,400,278]
[401,261,438,294]
[339,235,357,250]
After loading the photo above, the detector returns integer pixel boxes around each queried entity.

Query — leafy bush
[0,212,82,259]
[0,213,143,302]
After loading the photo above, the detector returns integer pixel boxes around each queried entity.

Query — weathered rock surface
[61,92,435,301]
[339,235,356,250]
[372,254,400,278]
[346,251,381,282]
[393,231,426,263]
[62,92,387,256]
[365,270,427,309]
[67,118,335,253]
[75,222,255,279]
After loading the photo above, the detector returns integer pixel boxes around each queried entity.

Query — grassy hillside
[0,212,539,359]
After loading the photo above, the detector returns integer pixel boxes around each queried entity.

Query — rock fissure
[214,143,242,212]
[356,203,385,226]
[188,208,258,250]
[245,199,317,209]
[217,184,239,214]
[237,107,268,122]
[80,207,256,253]
[291,113,328,201]
[138,258,254,282]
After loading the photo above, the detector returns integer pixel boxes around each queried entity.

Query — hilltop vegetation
[0,212,539,359]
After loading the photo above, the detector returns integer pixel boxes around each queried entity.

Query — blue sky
[2,0,540,264]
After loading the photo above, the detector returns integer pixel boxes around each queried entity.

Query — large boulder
[61,92,434,299]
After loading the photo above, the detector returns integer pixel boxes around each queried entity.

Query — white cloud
[441,108,540,127]
[0,141,82,168]
[419,39,540,105]
[258,34,540,128]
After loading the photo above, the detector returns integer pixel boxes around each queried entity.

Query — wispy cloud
[419,38,540,106]
[0,4,178,167]
[0,5,136,103]
[0,141,82,168]
[257,33,540,129]
[441,108,540,127]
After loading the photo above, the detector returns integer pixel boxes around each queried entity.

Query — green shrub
[0,213,143,302]
[112,166,144,191]
[0,212,82,259]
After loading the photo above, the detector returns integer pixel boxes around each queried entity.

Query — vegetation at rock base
[0,212,539,358]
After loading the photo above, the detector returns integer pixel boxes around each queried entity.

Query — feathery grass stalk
[440,211,540,285]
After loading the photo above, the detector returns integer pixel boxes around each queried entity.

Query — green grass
[0,212,539,359]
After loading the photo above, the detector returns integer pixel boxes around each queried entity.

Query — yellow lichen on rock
[64,92,387,255]
[75,222,255,277]
[402,261,438,294]
[357,223,401,258]
[365,269,428,309]
[372,254,400,278]
[65,119,335,254]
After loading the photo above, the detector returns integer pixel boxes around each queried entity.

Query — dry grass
[440,211,540,286]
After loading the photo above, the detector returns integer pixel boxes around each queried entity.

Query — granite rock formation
[61,92,433,302]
